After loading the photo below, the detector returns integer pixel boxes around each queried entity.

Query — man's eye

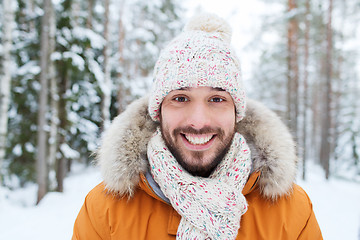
[174,96,188,102]
[210,97,224,102]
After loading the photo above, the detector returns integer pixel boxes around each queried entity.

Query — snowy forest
[0,0,359,208]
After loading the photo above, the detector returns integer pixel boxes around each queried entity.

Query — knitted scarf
[147,128,252,240]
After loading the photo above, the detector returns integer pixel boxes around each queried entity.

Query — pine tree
[114,0,184,113]
[287,0,300,140]
[0,0,15,185]
[301,0,311,180]
[37,0,53,203]
[2,0,186,190]
[252,0,360,180]
[7,0,41,186]
[101,0,112,130]
[319,0,333,179]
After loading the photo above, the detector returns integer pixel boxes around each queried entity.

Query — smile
[183,134,214,145]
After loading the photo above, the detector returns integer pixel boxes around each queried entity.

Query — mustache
[173,126,225,139]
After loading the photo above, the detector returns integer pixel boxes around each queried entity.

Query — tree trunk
[302,0,311,180]
[55,53,70,192]
[37,0,52,204]
[332,0,347,163]
[26,0,36,31]
[86,0,95,29]
[55,0,74,193]
[0,0,15,185]
[352,133,359,167]
[117,0,126,114]
[311,80,320,161]
[56,149,66,192]
[71,0,81,27]
[102,0,112,130]
[286,0,299,140]
[48,0,59,184]
[320,0,333,179]
[56,68,68,193]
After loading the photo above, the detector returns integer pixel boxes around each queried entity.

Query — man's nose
[186,102,211,129]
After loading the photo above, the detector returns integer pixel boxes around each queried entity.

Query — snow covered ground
[0,165,102,240]
[0,163,359,240]
[297,164,360,240]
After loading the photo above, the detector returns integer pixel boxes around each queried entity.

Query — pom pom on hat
[184,13,232,43]
[148,13,246,122]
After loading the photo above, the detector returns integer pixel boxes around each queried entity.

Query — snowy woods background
[0,0,184,202]
[0,0,360,238]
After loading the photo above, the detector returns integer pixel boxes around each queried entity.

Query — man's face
[160,86,236,177]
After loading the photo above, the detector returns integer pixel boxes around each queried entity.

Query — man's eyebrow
[212,87,225,91]
[177,87,190,91]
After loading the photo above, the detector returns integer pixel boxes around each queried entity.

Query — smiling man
[73,13,322,240]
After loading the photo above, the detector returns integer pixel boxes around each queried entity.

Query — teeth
[185,134,213,145]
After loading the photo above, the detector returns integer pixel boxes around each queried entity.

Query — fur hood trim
[97,96,298,200]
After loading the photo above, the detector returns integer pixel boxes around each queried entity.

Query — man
[73,13,322,239]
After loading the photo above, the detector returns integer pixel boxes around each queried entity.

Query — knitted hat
[148,13,246,122]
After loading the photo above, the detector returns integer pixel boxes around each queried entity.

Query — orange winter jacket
[73,172,322,240]
[72,97,323,239]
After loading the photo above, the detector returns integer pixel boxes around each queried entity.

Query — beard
[160,124,235,177]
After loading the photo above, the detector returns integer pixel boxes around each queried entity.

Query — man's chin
[176,154,221,177]
[164,140,232,177]
[180,163,216,177]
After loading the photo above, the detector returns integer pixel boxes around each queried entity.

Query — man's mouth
[183,134,215,145]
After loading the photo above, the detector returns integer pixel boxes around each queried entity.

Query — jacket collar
[97,96,298,200]
[141,170,261,205]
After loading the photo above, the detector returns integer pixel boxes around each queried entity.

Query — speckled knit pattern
[147,128,252,240]
[148,13,246,123]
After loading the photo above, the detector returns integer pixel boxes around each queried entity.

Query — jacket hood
[97,96,298,200]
